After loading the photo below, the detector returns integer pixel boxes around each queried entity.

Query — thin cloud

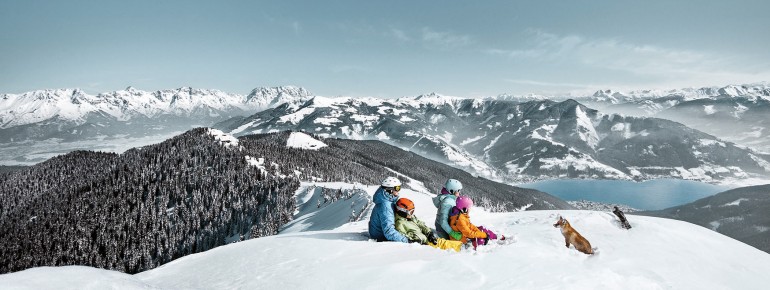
[389,28,410,42]
[421,27,472,49]
[488,29,770,88]
[504,79,600,89]
[292,21,301,35]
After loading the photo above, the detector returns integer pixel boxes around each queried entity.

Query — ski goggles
[384,185,401,192]
[396,207,414,216]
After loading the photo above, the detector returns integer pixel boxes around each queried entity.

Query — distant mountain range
[635,184,770,254]
[0,86,311,142]
[497,83,770,153]
[217,93,770,184]
[2,83,769,183]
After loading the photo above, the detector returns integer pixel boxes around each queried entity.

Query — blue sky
[1,0,769,97]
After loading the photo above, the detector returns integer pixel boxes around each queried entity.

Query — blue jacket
[368,187,409,243]
[432,190,457,239]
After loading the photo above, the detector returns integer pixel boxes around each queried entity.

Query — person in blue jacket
[433,179,463,240]
[368,177,409,243]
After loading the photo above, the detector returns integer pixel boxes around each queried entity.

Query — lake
[517,179,732,210]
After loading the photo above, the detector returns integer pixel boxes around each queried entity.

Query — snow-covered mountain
[0,86,311,142]
[495,83,770,153]
[218,94,770,184]
[587,84,770,153]
[495,83,770,110]
[2,183,770,289]
[0,86,311,127]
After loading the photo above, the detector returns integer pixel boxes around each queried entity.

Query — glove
[449,231,462,241]
[427,232,438,245]
[408,238,422,244]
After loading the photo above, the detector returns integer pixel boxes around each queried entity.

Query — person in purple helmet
[449,195,505,250]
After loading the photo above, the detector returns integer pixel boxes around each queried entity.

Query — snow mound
[132,210,770,289]
[0,266,158,290]
[286,132,327,150]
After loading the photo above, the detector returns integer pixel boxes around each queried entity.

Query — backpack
[449,206,462,229]
[449,205,461,217]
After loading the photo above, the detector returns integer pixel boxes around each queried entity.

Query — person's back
[433,179,463,240]
[368,178,408,243]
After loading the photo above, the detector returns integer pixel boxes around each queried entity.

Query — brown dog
[553,216,594,255]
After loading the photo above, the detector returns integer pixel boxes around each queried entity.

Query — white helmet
[381,177,402,187]
[445,179,462,193]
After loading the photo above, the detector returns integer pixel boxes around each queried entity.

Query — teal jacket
[432,193,457,239]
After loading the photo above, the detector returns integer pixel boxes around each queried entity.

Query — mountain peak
[247,86,311,97]
[245,86,313,109]
[415,92,444,99]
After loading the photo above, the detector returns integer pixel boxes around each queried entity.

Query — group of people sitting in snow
[368,177,504,252]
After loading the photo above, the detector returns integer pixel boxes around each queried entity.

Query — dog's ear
[553,215,563,227]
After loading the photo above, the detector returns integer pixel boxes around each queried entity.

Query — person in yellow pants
[394,198,463,252]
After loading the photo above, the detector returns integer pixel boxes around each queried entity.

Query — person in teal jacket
[368,177,409,243]
[433,179,463,240]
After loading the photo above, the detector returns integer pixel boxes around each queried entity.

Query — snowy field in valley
[2,183,770,289]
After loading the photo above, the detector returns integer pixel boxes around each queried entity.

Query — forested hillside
[0,129,299,274]
[0,128,570,274]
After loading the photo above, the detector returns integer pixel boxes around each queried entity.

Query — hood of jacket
[432,190,457,208]
[374,187,398,205]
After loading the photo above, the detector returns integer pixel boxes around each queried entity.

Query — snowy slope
[286,132,328,150]
[3,184,770,289]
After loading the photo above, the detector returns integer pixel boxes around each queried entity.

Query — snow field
[3,186,770,289]
[140,187,770,289]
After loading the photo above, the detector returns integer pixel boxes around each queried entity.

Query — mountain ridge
[0,86,311,129]
[634,183,770,254]
[218,95,770,184]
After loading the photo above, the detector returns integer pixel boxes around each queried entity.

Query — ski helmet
[396,198,415,215]
[455,195,473,212]
[444,179,462,194]
[381,177,401,188]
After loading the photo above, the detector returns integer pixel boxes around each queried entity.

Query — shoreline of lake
[517,178,736,211]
